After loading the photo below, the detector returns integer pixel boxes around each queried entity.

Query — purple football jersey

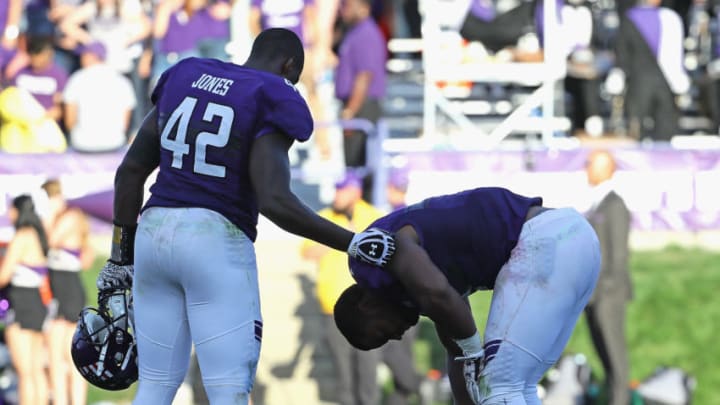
[143,57,313,241]
[349,188,542,306]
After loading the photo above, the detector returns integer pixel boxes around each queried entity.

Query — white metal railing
[412,0,568,147]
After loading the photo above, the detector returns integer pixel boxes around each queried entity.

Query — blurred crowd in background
[1,0,720,157]
[0,0,717,404]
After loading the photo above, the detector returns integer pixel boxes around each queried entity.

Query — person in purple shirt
[150,0,210,86]
[335,0,387,201]
[11,35,68,122]
[195,0,234,60]
[249,0,316,44]
[0,0,21,80]
[76,28,396,403]
[334,187,601,405]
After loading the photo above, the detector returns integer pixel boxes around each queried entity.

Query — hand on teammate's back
[347,227,397,267]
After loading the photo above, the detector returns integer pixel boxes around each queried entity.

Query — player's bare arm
[388,226,478,341]
[114,107,161,226]
[249,131,354,252]
[434,302,477,405]
[95,107,160,292]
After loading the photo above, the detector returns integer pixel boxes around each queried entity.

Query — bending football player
[334,187,601,405]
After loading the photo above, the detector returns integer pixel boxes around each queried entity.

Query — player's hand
[96,260,134,292]
[347,228,396,268]
[455,350,485,405]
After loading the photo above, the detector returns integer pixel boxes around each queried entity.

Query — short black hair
[334,284,419,351]
[26,35,54,55]
[334,285,380,350]
[248,28,304,72]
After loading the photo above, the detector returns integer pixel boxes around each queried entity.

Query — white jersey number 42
[160,96,233,178]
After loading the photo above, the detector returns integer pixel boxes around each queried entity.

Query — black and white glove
[453,331,486,404]
[347,227,396,268]
[96,261,134,292]
[96,223,136,293]
[455,350,485,405]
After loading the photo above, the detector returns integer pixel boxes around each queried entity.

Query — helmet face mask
[71,290,138,391]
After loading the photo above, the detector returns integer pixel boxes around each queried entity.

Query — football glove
[97,223,136,293]
[455,349,485,405]
[96,261,134,292]
[347,227,396,268]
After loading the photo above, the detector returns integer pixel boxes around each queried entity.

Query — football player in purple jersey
[85,28,395,404]
[334,187,601,405]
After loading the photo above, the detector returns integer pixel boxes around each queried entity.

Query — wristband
[453,331,483,356]
[110,223,137,265]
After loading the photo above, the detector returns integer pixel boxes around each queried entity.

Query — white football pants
[479,208,601,405]
[132,207,261,405]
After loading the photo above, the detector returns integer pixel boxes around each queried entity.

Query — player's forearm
[391,239,477,339]
[113,159,152,226]
[260,194,354,252]
[446,355,476,405]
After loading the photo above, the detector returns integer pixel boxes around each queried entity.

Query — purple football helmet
[71,289,138,391]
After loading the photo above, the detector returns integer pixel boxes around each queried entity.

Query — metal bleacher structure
[381,0,572,151]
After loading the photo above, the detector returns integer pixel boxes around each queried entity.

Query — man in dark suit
[584,149,633,405]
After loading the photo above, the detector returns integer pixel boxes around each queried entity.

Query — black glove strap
[110,223,137,265]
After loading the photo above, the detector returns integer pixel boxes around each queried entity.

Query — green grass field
[80,245,720,404]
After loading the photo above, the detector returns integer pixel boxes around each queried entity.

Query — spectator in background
[1,35,68,153]
[42,179,93,405]
[386,169,409,211]
[0,195,50,405]
[702,0,720,133]
[0,83,67,153]
[0,0,22,82]
[10,35,67,124]
[249,0,317,47]
[58,0,152,133]
[59,0,151,76]
[196,0,234,60]
[47,0,87,74]
[300,171,383,405]
[151,0,226,86]
[63,42,136,152]
[335,0,387,202]
[585,149,633,405]
[608,0,690,140]
[563,0,605,137]
[23,0,55,37]
[249,0,330,159]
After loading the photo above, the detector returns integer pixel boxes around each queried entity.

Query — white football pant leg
[133,207,192,404]
[479,208,601,405]
[133,207,261,405]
